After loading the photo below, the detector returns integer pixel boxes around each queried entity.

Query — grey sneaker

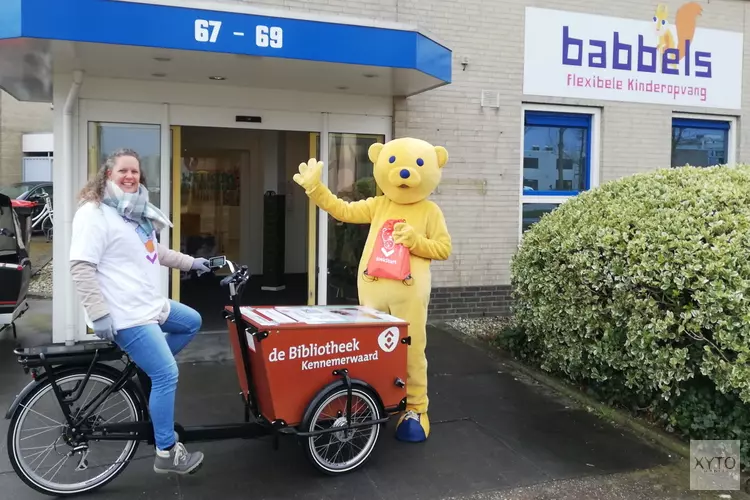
[153,442,204,475]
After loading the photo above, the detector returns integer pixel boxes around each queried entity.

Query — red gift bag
[365,219,412,280]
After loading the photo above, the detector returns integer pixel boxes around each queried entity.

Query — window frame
[519,103,601,239]
[670,113,736,168]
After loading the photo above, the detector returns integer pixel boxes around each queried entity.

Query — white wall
[22,132,54,153]
[76,76,392,119]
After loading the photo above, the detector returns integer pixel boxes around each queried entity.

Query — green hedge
[507,164,750,467]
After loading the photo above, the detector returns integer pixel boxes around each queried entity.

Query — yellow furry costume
[294,137,451,442]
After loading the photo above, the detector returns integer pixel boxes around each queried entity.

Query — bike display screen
[209,256,227,269]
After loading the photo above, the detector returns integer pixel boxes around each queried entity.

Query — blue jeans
[114,300,201,450]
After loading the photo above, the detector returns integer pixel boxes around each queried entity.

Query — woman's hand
[92,315,117,341]
[191,257,211,275]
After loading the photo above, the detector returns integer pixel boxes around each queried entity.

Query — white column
[52,71,83,345]
[317,113,329,305]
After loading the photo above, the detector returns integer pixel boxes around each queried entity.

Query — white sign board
[523,6,743,110]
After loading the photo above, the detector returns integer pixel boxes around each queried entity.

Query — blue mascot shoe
[395,410,430,443]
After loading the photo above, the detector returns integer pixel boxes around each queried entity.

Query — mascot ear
[368,143,384,164]
[435,146,449,169]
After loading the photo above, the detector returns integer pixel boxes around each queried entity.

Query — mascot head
[368,137,448,205]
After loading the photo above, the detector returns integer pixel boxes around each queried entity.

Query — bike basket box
[225,305,409,426]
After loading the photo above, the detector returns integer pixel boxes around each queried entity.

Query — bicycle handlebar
[216,259,249,289]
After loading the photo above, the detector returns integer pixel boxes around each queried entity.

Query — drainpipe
[62,70,83,345]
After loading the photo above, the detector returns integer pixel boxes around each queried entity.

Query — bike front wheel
[7,368,145,497]
[40,215,52,240]
[301,384,382,475]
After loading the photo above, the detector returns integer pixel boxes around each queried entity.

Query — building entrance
[87,120,386,334]
[173,126,314,331]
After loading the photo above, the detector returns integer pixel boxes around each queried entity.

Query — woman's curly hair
[78,148,148,204]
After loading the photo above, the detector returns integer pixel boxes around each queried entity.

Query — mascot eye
[416,158,424,166]
[662,20,666,25]
[389,156,396,163]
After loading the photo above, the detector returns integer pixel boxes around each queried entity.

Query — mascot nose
[400,169,410,179]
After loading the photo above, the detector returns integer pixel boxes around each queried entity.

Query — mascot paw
[293,158,324,191]
[395,410,430,443]
[393,222,417,248]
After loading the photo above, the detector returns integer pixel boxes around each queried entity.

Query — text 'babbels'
[561,26,712,78]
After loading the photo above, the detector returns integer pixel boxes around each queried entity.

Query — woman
[69,148,210,475]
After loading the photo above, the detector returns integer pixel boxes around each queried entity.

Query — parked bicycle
[29,192,53,241]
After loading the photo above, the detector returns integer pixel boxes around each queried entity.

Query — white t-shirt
[69,201,166,331]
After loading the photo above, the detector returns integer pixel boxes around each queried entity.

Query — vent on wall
[481,90,500,108]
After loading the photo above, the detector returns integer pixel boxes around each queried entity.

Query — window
[522,203,560,232]
[671,118,730,168]
[521,108,596,233]
[523,111,590,195]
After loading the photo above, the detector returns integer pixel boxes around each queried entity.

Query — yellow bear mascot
[293,137,451,442]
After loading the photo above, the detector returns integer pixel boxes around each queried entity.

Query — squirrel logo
[653,2,703,71]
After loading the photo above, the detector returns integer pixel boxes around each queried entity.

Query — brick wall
[0,90,54,185]
[223,0,750,318]
[395,0,750,317]
[428,285,513,321]
[394,0,750,292]
[233,0,398,22]
[195,1,750,318]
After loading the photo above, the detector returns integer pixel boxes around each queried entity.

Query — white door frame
[78,99,391,320]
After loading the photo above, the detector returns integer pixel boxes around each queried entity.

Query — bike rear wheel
[7,368,145,497]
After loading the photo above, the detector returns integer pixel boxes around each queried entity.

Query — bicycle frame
[30,194,52,229]
[42,353,146,441]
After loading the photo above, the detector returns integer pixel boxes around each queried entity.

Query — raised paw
[395,410,430,443]
[293,158,324,191]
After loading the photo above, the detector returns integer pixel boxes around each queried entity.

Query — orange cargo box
[225,305,409,427]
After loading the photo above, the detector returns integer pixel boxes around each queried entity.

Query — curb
[28,258,53,299]
[433,321,692,462]
[31,256,53,277]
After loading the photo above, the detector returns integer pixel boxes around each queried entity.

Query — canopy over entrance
[0,0,452,102]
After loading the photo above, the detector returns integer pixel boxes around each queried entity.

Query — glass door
[84,119,165,338]
[325,132,385,305]
[87,122,163,207]
[169,127,321,316]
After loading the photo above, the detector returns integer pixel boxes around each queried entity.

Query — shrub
[509,164,750,465]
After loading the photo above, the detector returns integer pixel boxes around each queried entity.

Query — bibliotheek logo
[378,327,399,353]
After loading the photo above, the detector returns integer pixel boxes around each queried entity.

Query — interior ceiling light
[154,56,171,62]
[209,76,226,80]
[363,73,378,78]
[336,86,349,90]
[152,72,167,77]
